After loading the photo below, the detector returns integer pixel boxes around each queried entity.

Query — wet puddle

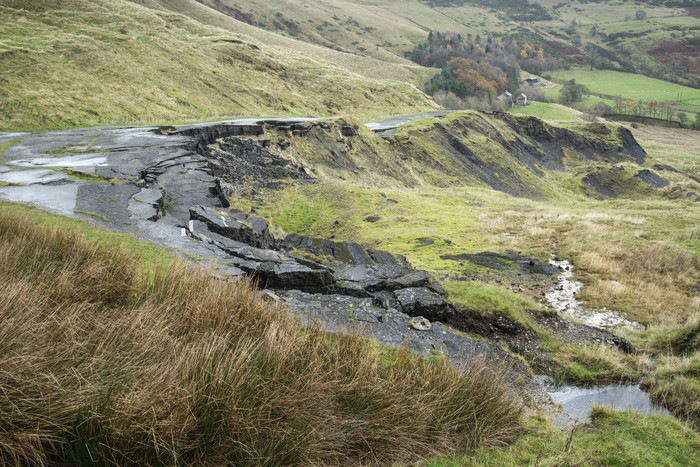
[0,168,70,185]
[0,184,79,215]
[545,259,641,329]
[9,154,108,172]
[537,377,670,422]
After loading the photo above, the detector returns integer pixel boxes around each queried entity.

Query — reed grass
[0,207,522,465]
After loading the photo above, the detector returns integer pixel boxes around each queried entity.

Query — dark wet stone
[283,233,334,258]
[157,168,227,220]
[283,290,491,359]
[618,127,646,164]
[75,183,141,230]
[582,174,618,199]
[654,164,681,174]
[332,241,374,265]
[128,188,163,221]
[200,136,311,194]
[372,290,400,310]
[367,248,410,267]
[636,169,668,188]
[382,270,447,297]
[187,217,332,291]
[394,287,451,320]
[441,251,560,276]
[283,233,389,266]
[190,205,276,249]
[332,264,404,286]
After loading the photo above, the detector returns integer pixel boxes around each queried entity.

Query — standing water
[541,260,669,422]
[538,378,671,423]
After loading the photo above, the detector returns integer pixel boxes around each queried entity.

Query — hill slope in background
[2,0,697,132]
[192,0,700,87]
[0,0,437,131]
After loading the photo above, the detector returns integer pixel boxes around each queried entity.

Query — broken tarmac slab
[0,119,630,418]
[128,188,164,222]
[190,205,276,250]
[186,215,334,291]
[283,290,505,361]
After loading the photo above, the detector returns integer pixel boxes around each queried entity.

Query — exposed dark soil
[442,251,563,301]
[201,136,313,198]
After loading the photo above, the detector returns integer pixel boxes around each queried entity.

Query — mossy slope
[270,112,657,201]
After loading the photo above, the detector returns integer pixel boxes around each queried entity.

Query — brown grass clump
[481,204,700,325]
[0,207,522,466]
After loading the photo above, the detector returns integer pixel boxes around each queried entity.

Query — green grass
[255,116,699,327]
[0,201,171,270]
[0,0,437,131]
[254,116,698,398]
[445,281,539,326]
[509,101,582,122]
[430,408,700,466]
[549,67,700,112]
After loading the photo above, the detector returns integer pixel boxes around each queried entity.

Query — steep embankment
[0,0,437,131]
[245,112,660,201]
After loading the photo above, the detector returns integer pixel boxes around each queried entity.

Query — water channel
[541,259,672,422]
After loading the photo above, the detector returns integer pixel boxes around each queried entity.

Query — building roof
[497,91,513,101]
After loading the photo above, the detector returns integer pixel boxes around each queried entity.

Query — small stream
[544,259,641,330]
[540,259,671,422]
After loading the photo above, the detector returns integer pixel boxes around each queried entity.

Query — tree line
[410,31,565,103]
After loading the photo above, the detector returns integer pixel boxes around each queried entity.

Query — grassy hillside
[255,116,699,326]
[3,200,698,464]
[183,0,471,61]
[0,203,522,465]
[129,0,432,81]
[251,117,700,425]
[192,0,700,88]
[0,0,437,131]
[435,408,700,466]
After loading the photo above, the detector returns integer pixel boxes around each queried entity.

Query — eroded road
[0,117,639,420]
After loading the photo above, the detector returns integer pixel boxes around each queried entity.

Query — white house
[497,91,513,107]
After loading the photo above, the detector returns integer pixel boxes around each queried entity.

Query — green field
[432,409,700,466]
[549,68,700,112]
[509,101,582,122]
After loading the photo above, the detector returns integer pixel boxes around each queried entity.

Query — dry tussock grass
[481,204,699,323]
[0,208,522,466]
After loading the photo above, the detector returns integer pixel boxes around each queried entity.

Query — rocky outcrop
[190,205,277,250]
[636,169,669,188]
